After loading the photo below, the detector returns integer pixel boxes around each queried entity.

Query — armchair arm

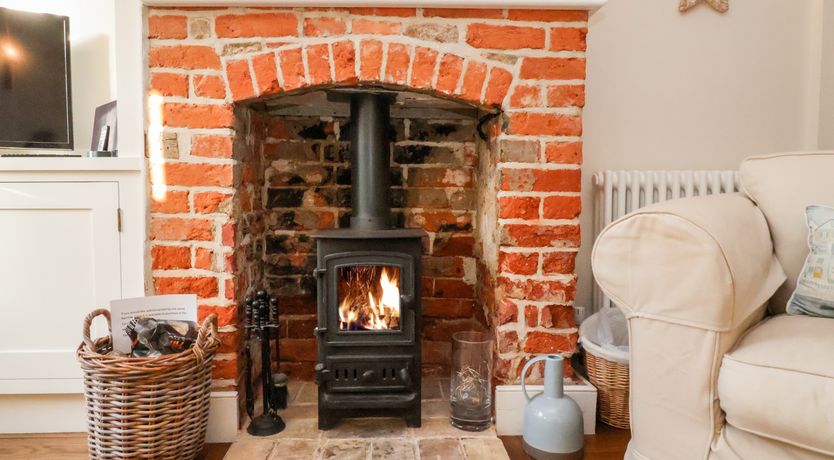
[592,193,785,332]
[591,193,786,460]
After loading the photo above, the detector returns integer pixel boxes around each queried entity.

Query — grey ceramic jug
[521,354,584,460]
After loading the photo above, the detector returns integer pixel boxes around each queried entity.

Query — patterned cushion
[787,205,834,317]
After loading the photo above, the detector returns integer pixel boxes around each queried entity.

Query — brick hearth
[223,377,510,459]
[146,6,586,419]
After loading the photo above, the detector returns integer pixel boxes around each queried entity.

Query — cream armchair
[591,152,834,460]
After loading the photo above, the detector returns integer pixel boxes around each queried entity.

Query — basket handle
[194,314,219,356]
[82,308,112,351]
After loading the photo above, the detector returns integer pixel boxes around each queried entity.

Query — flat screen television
[0,7,72,150]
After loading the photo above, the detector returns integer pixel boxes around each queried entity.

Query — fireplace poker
[243,297,255,419]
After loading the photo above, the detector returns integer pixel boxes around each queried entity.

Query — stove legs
[318,413,337,431]
[406,411,421,428]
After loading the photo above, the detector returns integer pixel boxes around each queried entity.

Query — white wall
[819,3,834,149]
[0,0,117,156]
[578,0,823,312]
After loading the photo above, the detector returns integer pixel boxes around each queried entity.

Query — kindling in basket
[77,308,220,460]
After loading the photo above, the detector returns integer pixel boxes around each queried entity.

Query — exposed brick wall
[146,6,587,399]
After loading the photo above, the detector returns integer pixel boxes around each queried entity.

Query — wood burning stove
[313,92,425,429]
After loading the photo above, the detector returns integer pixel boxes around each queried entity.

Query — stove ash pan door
[319,251,417,347]
[324,354,415,392]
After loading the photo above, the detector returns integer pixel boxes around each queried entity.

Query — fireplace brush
[244,290,287,436]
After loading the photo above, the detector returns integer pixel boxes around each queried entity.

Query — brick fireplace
[146,6,585,418]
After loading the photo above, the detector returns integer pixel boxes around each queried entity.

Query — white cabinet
[0,158,145,433]
[0,182,122,393]
[0,159,235,440]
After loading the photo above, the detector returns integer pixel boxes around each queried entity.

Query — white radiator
[591,170,740,313]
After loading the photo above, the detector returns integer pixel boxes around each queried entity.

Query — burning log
[338,265,401,331]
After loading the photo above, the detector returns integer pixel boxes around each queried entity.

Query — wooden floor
[501,424,630,460]
[0,424,629,459]
[0,433,231,460]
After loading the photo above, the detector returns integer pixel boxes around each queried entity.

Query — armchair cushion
[718,314,834,456]
[739,151,834,312]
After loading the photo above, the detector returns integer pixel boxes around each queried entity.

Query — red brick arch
[154,39,517,131]
[221,40,514,110]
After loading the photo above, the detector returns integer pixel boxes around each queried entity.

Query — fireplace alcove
[147,11,588,430]
[231,86,497,402]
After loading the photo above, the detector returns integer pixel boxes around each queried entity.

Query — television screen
[0,7,72,150]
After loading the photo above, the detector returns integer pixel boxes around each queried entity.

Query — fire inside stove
[338,265,401,331]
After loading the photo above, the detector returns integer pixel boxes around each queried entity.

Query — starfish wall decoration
[680,0,729,13]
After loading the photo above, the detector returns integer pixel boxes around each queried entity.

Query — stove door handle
[400,294,414,310]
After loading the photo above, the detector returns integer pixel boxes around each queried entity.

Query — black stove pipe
[349,93,391,230]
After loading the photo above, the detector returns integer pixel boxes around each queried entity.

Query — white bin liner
[579,307,629,365]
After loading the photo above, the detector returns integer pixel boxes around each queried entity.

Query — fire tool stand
[245,290,286,436]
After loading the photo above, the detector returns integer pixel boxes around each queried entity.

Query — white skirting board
[0,391,239,442]
[495,377,598,436]
[205,391,240,443]
[0,393,88,433]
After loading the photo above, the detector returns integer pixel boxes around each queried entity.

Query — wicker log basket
[77,308,220,460]
[584,348,630,430]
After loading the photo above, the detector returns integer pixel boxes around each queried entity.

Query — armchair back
[739,151,834,312]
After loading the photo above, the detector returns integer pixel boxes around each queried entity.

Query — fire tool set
[243,290,288,436]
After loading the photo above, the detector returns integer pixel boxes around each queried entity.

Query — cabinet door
[0,182,121,393]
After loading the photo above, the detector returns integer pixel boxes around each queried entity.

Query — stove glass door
[321,251,416,346]
[337,264,402,331]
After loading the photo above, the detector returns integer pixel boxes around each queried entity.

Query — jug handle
[520,355,549,401]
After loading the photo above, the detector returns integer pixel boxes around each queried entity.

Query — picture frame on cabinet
[88,101,118,157]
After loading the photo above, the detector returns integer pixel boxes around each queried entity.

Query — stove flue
[348,92,392,230]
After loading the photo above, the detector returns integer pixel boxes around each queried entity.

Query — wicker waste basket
[77,308,220,460]
[580,308,630,430]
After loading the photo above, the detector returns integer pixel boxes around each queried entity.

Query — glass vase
[449,331,493,431]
